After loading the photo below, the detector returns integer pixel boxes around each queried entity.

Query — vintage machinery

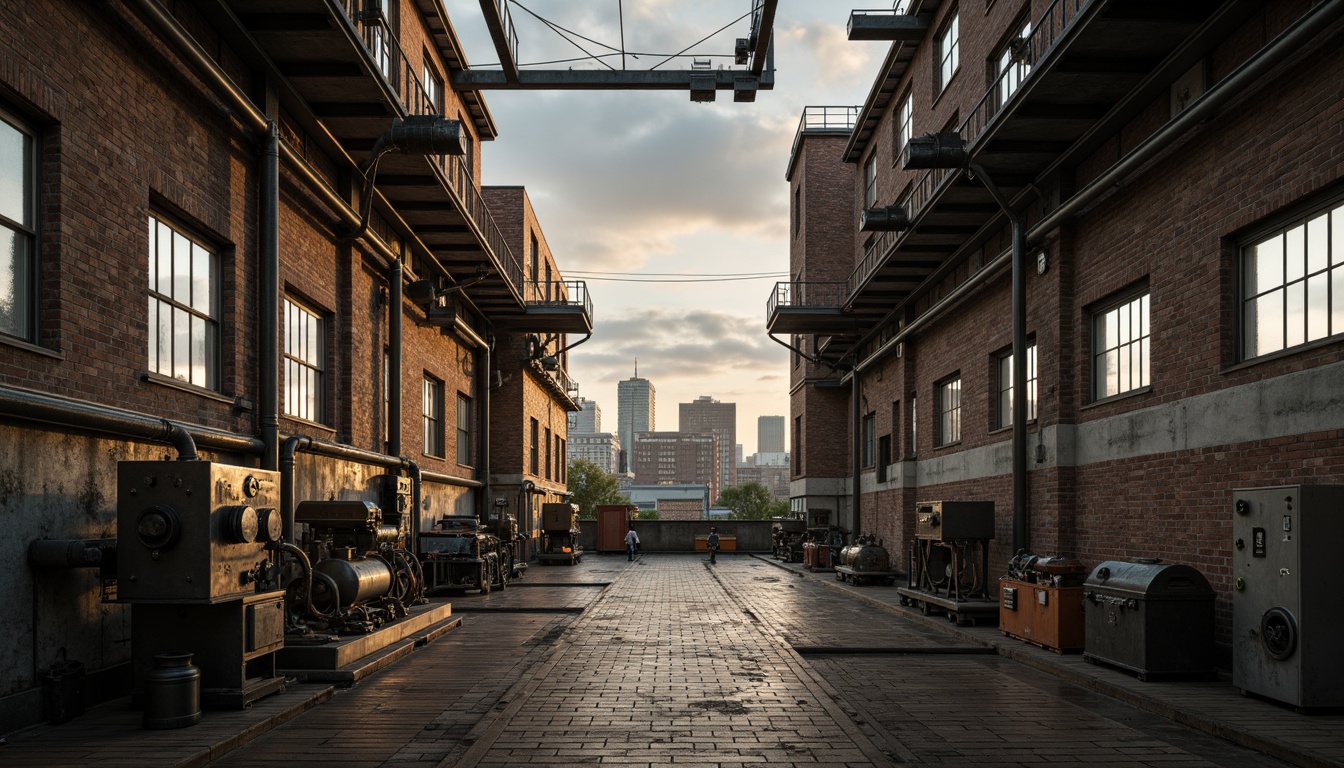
[802,526,846,572]
[538,503,582,565]
[771,518,806,562]
[1232,486,1344,709]
[117,460,286,708]
[899,500,997,625]
[1083,559,1215,680]
[419,515,512,593]
[835,534,897,586]
[999,552,1089,652]
[290,499,425,634]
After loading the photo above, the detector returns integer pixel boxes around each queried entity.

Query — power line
[570,275,786,283]
[568,270,787,277]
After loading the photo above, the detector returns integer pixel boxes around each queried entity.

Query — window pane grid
[423,377,443,457]
[938,378,961,445]
[997,344,1038,429]
[283,299,325,423]
[148,215,218,389]
[1242,200,1344,359]
[939,15,959,91]
[456,394,472,466]
[1,114,34,339]
[1094,293,1149,399]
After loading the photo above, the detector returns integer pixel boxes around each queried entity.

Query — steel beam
[847,12,931,42]
[452,69,773,91]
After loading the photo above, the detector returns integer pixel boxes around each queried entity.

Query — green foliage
[635,509,660,520]
[715,482,788,520]
[566,458,630,519]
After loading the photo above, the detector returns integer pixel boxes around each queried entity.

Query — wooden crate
[999,578,1084,652]
[694,535,736,551]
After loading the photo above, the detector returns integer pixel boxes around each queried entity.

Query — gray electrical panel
[1231,485,1344,709]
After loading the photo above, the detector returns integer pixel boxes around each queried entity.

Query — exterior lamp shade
[860,205,911,232]
[386,115,465,157]
[903,131,968,170]
[405,279,437,305]
[689,75,717,103]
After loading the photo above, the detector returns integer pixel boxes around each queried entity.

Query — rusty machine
[802,526,846,572]
[538,502,582,565]
[770,518,807,562]
[418,514,517,593]
[898,500,998,625]
[116,461,288,708]
[834,534,899,586]
[999,552,1089,652]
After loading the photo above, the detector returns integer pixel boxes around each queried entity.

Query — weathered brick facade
[784,1,1344,648]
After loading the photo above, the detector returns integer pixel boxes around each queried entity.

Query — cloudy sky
[445,1,883,454]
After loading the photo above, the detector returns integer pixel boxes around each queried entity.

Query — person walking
[624,525,640,562]
[707,526,720,564]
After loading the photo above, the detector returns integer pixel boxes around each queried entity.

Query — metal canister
[142,652,201,729]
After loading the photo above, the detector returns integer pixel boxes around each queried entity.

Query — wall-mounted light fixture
[860,205,911,232]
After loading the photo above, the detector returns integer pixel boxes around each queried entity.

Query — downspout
[405,458,422,548]
[480,333,492,522]
[280,435,312,544]
[261,122,280,471]
[850,355,861,538]
[388,257,403,455]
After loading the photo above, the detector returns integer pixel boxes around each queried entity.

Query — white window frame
[456,393,472,465]
[283,298,326,423]
[995,19,1031,107]
[423,374,444,457]
[0,109,36,341]
[938,12,960,94]
[1241,199,1344,360]
[861,412,876,469]
[1092,290,1150,400]
[148,214,219,390]
[863,153,878,209]
[422,61,443,115]
[895,92,913,164]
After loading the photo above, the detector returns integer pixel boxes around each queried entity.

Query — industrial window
[937,377,961,446]
[937,11,960,94]
[148,214,219,390]
[423,375,444,457]
[529,417,540,475]
[555,434,564,481]
[909,393,918,455]
[456,393,472,466]
[1241,199,1344,359]
[793,188,801,237]
[861,412,876,469]
[996,342,1037,429]
[1092,289,1150,400]
[794,416,802,474]
[366,0,394,80]
[863,153,877,209]
[894,92,913,164]
[458,113,473,175]
[544,427,553,480]
[994,18,1031,107]
[283,298,326,423]
[876,435,891,482]
[421,60,443,115]
[0,110,35,342]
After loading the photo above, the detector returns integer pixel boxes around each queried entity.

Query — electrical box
[915,500,995,541]
[1232,486,1344,709]
[541,502,579,533]
[117,462,281,603]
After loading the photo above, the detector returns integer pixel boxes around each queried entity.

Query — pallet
[834,566,899,586]
[897,586,999,626]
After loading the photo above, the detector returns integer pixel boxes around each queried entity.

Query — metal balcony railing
[525,279,593,315]
[846,0,1093,302]
[767,281,847,315]
[789,106,860,170]
[339,0,526,299]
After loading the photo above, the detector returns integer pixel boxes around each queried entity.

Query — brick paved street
[5,554,1332,767]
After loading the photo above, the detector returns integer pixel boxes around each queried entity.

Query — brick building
[679,395,737,492]
[569,432,622,476]
[632,431,721,501]
[0,0,589,730]
[772,0,1344,649]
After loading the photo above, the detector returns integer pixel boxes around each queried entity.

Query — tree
[715,482,788,520]
[566,458,630,519]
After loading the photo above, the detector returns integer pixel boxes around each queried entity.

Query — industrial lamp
[860,204,911,232]
[902,131,968,171]
[348,115,465,240]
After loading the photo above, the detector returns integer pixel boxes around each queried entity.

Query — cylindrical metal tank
[314,555,394,609]
[142,652,201,730]
[840,540,890,572]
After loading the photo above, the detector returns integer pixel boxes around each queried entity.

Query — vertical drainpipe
[261,121,280,472]
[1011,220,1029,554]
[388,257,403,456]
[850,359,861,538]
[479,333,492,522]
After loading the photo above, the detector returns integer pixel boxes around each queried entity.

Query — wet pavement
[3,553,1339,767]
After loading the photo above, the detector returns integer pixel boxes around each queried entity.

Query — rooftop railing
[339,0,526,299]
[525,280,594,317]
[788,106,860,171]
[767,281,847,317]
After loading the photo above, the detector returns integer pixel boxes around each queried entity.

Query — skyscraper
[616,367,655,473]
[758,415,786,453]
[680,395,736,492]
[569,398,600,433]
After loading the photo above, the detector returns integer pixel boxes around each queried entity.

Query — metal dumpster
[1082,559,1215,680]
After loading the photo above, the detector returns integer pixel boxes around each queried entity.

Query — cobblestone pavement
[3,554,1320,767]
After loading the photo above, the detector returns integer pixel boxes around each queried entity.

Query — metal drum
[314,555,394,610]
[142,652,201,729]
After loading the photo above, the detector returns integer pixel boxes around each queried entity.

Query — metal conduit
[0,385,264,458]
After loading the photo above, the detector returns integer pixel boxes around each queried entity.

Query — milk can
[142,652,201,729]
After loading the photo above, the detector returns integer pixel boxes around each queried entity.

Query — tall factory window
[459,113,473,175]
[876,435,891,482]
[937,11,960,94]
[555,434,564,481]
[544,427,552,480]
[0,110,35,342]
[423,375,444,457]
[283,298,326,423]
[909,393,918,455]
[1092,289,1149,400]
[1241,198,1344,360]
[366,0,395,81]
[994,18,1031,107]
[456,393,472,466]
[894,92,913,163]
[937,377,961,446]
[421,60,443,115]
[861,412,876,468]
[996,342,1037,429]
[148,214,219,390]
[794,416,802,473]
[863,153,877,209]
[793,188,801,237]
[530,417,540,475]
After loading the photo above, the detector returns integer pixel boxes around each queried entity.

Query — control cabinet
[915,500,995,541]
[1232,485,1344,709]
